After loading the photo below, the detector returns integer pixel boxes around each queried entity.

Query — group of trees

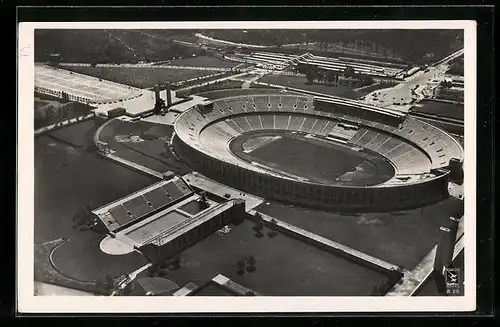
[147,255,182,278]
[439,79,454,89]
[71,205,103,232]
[236,255,257,275]
[447,57,464,76]
[35,30,207,64]
[35,97,91,129]
[252,213,279,239]
[296,64,374,87]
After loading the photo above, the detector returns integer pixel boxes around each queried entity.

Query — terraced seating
[298,116,317,133]
[224,99,245,114]
[392,149,432,175]
[246,115,263,131]
[369,136,401,154]
[260,114,274,129]
[274,114,290,130]
[295,99,309,111]
[281,96,298,111]
[381,144,411,163]
[393,118,463,168]
[253,96,268,112]
[175,94,463,185]
[326,124,359,140]
[231,116,254,133]
[200,125,233,153]
[212,123,239,139]
[288,115,305,130]
[308,118,330,135]
[350,128,378,145]
[269,96,281,110]
[315,120,336,137]
[225,118,245,134]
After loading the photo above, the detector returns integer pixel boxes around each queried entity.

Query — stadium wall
[172,135,450,212]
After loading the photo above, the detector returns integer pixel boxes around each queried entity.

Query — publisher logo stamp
[444,268,461,295]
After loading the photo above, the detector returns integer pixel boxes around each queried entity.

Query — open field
[64,66,217,89]
[259,74,362,99]
[149,219,387,296]
[98,119,192,175]
[168,55,239,68]
[255,197,463,270]
[35,121,154,281]
[411,100,464,121]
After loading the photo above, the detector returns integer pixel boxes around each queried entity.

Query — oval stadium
[173,93,463,211]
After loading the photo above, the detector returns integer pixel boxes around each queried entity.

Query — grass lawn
[99,120,192,175]
[168,56,238,68]
[64,66,217,89]
[154,220,387,296]
[412,100,464,121]
[255,196,464,270]
[35,121,155,281]
[259,74,366,99]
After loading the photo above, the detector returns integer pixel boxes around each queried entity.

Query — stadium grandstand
[93,175,246,263]
[172,93,463,211]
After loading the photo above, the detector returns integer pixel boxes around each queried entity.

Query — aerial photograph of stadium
[31,27,466,298]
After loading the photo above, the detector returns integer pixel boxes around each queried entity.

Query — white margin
[18,20,477,313]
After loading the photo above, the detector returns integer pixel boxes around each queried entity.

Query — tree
[252,213,264,231]
[267,218,279,238]
[343,66,356,79]
[305,70,314,84]
[153,98,165,115]
[236,259,246,275]
[170,255,181,270]
[44,106,55,126]
[199,192,209,209]
[325,70,336,86]
[72,205,99,231]
[360,74,374,86]
[246,255,256,273]
[102,274,116,294]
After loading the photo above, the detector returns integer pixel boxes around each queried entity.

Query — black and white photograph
[17,20,477,313]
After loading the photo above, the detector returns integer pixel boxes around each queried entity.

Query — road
[195,33,269,49]
[360,48,464,112]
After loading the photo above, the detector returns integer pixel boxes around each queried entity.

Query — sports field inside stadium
[230,132,394,186]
